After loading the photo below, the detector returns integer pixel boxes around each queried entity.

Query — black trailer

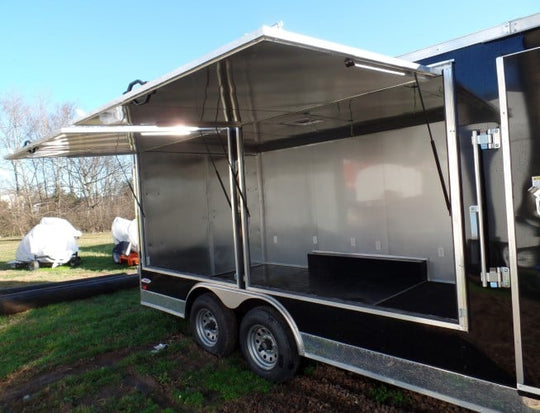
[7,14,540,411]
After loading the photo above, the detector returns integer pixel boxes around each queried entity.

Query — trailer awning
[6,25,443,160]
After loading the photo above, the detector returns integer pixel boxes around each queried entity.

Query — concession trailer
[7,13,540,411]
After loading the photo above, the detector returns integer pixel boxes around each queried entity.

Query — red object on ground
[119,251,139,266]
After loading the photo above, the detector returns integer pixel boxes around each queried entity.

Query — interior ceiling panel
[242,76,447,150]
[8,26,448,159]
[125,41,427,129]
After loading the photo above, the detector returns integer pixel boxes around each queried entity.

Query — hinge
[482,267,510,288]
[469,205,479,239]
[472,128,501,150]
[529,176,540,217]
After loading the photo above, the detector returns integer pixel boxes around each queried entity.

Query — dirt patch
[0,345,472,412]
[0,346,140,406]
[218,363,471,413]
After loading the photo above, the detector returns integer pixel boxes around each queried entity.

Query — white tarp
[15,217,82,266]
[111,217,139,252]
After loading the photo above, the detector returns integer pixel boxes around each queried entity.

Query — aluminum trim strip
[400,13,540,62]
[140,289,186,318]
[302,333,522,412]
[443,63,469,331]
[141,265,236,288]
[494,45,540,60]
[311,250,428,262]
[246,286,464,331]
[518,383,540,397]
[258,26,438,76]
[496,55,525,385]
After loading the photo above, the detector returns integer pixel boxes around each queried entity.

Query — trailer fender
[187,283,305,356]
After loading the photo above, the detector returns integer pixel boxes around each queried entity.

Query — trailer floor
[247,264,457,321]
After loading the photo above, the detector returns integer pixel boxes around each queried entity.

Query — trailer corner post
[496,54,525,389]
[442,62,468,331]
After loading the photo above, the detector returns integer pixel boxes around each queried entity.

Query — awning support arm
[414,73,452,215]
[202,133,232,209]
[116,154,145,217]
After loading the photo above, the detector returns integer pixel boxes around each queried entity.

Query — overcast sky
[1,0,538,114]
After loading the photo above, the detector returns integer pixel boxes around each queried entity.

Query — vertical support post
[442,63,468,331]
[496,55,524,387]
[132,153,146,267]
[228,128,245,288]
[205,157,216,275]
[235,127,251,286]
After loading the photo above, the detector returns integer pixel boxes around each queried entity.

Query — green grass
[0,233,274,411]
[0,289,180,379]
[0,232,132,289]
[0,288,273,412]
[368,383,411,407]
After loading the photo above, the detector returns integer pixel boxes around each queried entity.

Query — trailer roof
[400,13,540,62]
[7,25,442,160]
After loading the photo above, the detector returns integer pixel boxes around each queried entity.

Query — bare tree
[0,93,135,236]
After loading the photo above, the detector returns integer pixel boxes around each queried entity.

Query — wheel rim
[195,309,218,347]
[246,324,278,370]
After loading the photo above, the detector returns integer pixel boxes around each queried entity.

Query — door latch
[472,129,501,150]
[470,129,509,289]
[483,267,510,288]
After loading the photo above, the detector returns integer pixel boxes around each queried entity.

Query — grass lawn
[0,289,272,412]
[0,232,134,289]
[0,233,273,412]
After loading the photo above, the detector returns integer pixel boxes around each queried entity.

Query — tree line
[0,93,135,237]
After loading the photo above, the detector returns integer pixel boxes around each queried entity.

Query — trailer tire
[28,260,39,271]
[239,306,299,382]
[69,256,82,267]
[190,293,237,357]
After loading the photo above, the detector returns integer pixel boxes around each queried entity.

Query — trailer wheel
[190,293,237,357]
[239,306,299,382]
[28,260,39,271]
[69,256,82,267]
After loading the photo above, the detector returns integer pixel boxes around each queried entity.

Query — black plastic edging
[0,273,139,315]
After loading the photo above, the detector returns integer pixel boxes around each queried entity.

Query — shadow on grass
[0,279,56,291]
[80,243,115,255]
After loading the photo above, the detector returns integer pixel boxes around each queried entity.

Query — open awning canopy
[6,25,445,160]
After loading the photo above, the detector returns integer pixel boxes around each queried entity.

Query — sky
[0,0,539,115]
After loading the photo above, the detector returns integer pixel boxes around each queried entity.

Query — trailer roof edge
[400,13,540,62]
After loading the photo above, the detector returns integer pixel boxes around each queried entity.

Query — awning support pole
[228,128,245,288]
[235,127,251,286]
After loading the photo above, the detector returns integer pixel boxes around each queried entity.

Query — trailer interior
[9,27,492,329]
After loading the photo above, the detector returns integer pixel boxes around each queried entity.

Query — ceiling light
[139,126,199,136]
[283,117,324,127]
[345,58,406,76]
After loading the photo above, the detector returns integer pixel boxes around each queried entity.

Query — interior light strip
[345,58,407,76]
